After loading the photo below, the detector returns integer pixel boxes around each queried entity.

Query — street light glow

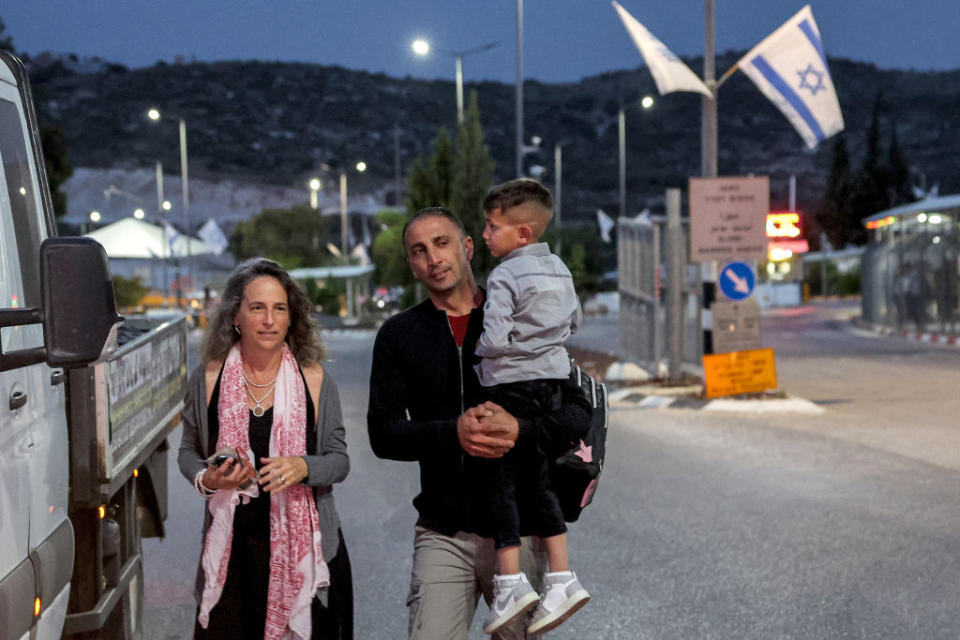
[412,39,430,56]
[162,200,172,211]
[355,161,367,173]
[133,208,145,219]
[147,108,161,121]
[309,178,321,191]
[641,95,655,109]
[89,211,101,222]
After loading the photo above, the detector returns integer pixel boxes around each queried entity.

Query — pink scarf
[198,343,329,639]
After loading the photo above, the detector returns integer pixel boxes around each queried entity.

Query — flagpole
[715,63,739,90]
[701,0,718,356]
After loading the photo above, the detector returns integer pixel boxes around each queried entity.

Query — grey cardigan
[177,363,349,600]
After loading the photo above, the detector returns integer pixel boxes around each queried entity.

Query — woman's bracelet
[194,469,218,498]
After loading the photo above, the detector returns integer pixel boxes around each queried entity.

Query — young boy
[475,178,589,635]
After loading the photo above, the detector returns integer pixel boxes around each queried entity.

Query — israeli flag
[736,5,844,149]
[612,1,711,97]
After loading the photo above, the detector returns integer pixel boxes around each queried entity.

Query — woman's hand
[259,455,309,493]
[202,458,255,491]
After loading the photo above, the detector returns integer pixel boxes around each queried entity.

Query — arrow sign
[719,261,756,300]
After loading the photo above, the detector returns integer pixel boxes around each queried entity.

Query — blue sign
[719,261,755,300]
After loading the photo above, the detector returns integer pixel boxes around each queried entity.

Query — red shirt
[448,313,470,347]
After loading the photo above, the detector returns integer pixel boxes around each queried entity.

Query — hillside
[27,52,960,226]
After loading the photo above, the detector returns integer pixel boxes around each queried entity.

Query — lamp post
[411,38,499,125]
[516,0,524,178]
[83,210,101,235]
[147,107,191,296]
[618,95,655,220]
[339,161,367,258]
[309,177,322,210]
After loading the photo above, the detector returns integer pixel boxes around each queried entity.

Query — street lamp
[147,107,191,295]
[339,161,367,258]
[309,177,322,210]
[618,95,655,220]
[411,38,500,125]
[133,208,145,219]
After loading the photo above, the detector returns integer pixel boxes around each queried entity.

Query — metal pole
[700,0,718,355]
[554,143,563,255]
[394,123,402,205]
[789,174,797,211]
[515,0,524,178]
[179,118,191,301]
[666,188,685,382]
[155,161,168,302]
[340,172,348,257]
[455,55,464,126]
[618,106,627,220]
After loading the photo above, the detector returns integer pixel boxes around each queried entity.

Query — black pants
[195,528,353,639]
[488,380,567,550]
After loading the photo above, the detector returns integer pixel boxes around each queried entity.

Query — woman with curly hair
[179,257,352,639]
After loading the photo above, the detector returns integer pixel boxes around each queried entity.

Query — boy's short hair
[483,179,554,238]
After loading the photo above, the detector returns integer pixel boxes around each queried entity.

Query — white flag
[612,1,712,97]
[597,209,615,243]
[163,222,181,255]
[735,5,844,149]
[197,218,229,256]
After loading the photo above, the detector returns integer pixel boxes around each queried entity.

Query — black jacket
[367,296,591,538]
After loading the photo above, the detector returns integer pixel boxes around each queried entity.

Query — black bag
[551,362,609,522]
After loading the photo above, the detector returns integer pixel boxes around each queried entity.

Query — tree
[111,274,147,309]
[886,123,912,207]
[848,93,889,244]
[370,208,413,287]
[41,127,73,217]
[406,127,454,214]
[229,205,331,268]
[450,91,496,277]
[815,133,855,248]
[0,18,14,53]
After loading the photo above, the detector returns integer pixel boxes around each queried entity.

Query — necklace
[245,381,275,417]
[242,367,278,389]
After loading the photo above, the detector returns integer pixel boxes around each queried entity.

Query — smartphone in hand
[203,454,236,468]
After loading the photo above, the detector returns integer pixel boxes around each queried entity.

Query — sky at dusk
[4,1,959,84]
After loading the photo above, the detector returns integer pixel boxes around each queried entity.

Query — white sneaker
[526,571,590,635]
[483,573,540,634]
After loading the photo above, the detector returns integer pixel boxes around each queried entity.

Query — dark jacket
[367,296,591,538]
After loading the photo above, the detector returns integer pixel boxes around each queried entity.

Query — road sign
[711,299,762,354]
[702,348,778,398]
[689,176,770,262]
[719,261,755,300]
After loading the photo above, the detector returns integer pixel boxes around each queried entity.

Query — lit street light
[339,161,367,258]
[147,107,191,297]
[133,208,145,219]
[618,95,655,220]
[411,38,500,125]
[309,177,322,210]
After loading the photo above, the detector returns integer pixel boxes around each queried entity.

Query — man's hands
[457,401,519,458]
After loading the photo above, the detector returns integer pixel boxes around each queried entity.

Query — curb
[609,387,824,415]
[853,319,960,347]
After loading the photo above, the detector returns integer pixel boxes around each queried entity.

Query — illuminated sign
[865,216,895,229]
[766,212,801,238]
[767,239,810,261]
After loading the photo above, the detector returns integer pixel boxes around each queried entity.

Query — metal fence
[618,216,702,375]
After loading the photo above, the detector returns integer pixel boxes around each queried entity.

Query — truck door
[0,62,72,638]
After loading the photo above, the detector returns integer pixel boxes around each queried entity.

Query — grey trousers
[407,526,547,640]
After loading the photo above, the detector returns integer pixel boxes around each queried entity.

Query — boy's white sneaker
[483,572,540,634]
[526,571,590,635]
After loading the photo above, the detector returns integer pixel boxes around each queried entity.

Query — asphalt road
[143,302,960,639]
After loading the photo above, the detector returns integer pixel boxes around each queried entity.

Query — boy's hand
[458,404,516,458]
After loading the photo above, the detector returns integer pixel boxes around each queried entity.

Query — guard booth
[861,195,960,335]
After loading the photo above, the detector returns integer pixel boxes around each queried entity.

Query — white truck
[0,51,187,639]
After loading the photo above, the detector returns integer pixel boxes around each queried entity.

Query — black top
[366,296,592,538]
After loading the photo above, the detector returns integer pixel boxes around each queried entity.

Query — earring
[234,325,241,336]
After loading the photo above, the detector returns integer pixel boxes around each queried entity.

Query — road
[144,301,960,638]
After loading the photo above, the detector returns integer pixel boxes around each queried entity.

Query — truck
[0,51,187,639]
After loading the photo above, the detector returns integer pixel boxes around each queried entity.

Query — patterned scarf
[198,343,329,639]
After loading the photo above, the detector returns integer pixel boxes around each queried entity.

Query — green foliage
[406,127,454,214]
[302,275,344,315]
[40,127,72,217]
[370,208,412,287]
[451,91,496,277]
[229,205,330,266]
[112,274,147,309]
[806,262,861,296]
[815,133,855,249]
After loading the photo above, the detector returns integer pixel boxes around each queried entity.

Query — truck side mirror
[41,237,124,367]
